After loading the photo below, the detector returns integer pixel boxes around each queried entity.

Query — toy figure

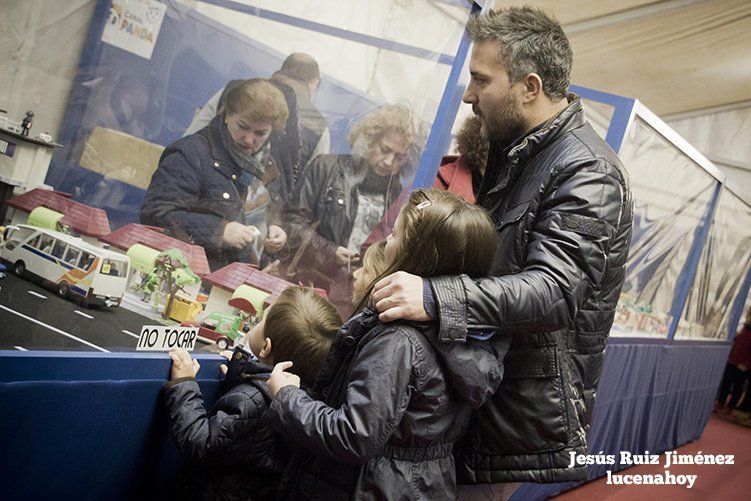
[21,111,33,136]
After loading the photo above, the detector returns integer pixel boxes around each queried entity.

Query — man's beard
[478,92,526,150]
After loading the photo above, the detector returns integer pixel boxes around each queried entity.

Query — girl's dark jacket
[267,308,508,501]
[162,362,288,500]
[140,116,283,272]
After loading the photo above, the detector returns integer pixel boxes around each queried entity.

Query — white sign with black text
[102,0,166,60]
[137,325,198,351]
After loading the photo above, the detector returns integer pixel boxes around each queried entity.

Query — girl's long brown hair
[356,189,498,313]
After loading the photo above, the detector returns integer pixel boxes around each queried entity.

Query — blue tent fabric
[511,340,729,500]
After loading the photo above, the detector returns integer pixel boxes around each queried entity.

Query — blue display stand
[511,339,730,500]
[0,351,223,500]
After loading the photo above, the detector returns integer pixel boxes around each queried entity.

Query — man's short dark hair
[278,53,320,84]
[467,7,572,100]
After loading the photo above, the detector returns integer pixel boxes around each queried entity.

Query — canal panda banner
[102,0,166,60]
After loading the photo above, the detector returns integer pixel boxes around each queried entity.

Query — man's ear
[260,337,272,360]
[520,73,543,104]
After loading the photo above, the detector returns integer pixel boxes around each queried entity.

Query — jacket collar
[506,93,585,164]
[201,116,240,173]
[342,307,381,339]
[200,116,280,186]
[483,93,585,198]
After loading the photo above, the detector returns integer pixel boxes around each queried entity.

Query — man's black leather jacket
[431,95,634,483]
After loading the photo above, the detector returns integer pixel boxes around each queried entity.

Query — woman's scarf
[215,114,269,187]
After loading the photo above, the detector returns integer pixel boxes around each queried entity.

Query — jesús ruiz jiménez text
[568,450,734,489]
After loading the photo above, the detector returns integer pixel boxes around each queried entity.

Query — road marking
[74,310,94,319]
[27,291,47,299]
[0,304,109,353]
[14,345,28,351]
[121,329,139,339]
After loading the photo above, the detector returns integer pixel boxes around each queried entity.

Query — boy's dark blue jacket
[162,361,287,500]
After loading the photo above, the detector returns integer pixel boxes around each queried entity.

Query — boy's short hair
[264,286,341,386]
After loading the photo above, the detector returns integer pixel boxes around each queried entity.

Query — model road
[0,272,156,352]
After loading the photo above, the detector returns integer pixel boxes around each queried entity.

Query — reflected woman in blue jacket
[141,79,289,272]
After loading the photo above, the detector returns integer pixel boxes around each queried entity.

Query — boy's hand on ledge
[218,350,233,376]
[268,361,300,398]
[168,348,200,380]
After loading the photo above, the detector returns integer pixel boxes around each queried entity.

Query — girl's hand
[268,361,300,398]
[168,348,200,380]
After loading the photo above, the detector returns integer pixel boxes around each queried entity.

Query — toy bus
[0,224,130,308]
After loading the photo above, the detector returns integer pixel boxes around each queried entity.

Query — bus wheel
[13,261,26,277]
[216,337,230,350]
[58,281,70,298]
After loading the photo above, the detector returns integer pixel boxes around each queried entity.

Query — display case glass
[677,188,751,340]
[610,116,717,338]
[0,0,474,352]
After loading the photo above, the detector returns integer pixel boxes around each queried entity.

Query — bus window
[3,227,35,251]
[39,235,55,254]
[64,247,81,266]
[79,252,95,271]
[27,234,42,249]
[51,240,67,259]
[100,259,127,277]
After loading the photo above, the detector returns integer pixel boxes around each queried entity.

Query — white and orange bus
[1,224,130,307]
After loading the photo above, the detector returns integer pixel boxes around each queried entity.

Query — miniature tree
[143,248,200,319]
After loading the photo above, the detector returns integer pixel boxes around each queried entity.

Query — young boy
[162,286,340,500]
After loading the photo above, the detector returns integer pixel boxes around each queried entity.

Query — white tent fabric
[1,0,749,187]
[668,105,751,194]
[0,0,96,140]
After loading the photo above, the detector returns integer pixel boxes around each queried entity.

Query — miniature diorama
[194,285,270,350]
[0,193,308,351]
[611,293,670,337]
[141,248,201,320]
[99,223,209,318]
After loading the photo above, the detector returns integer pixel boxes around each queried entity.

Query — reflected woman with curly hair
[282,104,419,317]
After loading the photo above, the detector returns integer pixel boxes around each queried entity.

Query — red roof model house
[100,223,210,277]
[6,188,111,237]
[203,262,296,301]
[201,262,327,319]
